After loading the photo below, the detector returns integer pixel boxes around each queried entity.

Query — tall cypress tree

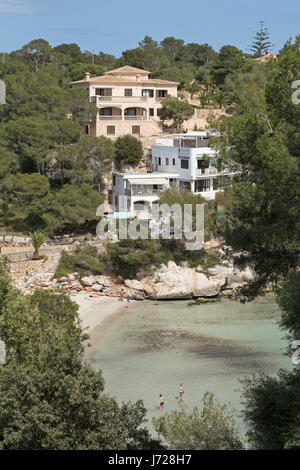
[250,21,274,57]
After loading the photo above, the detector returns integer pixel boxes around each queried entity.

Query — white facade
[152,131,234,200]
[111,172,179,219]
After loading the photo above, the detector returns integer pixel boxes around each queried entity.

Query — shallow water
[89,296,291,434]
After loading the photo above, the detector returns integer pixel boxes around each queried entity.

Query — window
[149,108,154,116]
[124,89,132,96]
[180,159,189,169]
[172,158,176,166]
[107,126,115,135]
[132,125,140,135]
[142,89,154,97]
[158,157,161,166]
[156,90,168,98]
[195,179,211,192]
[165,158,169,166]
[197,158,209,174]
[100,108,112,116]
[85,125,89,135]
[197,159,209,169]
[95,88,112,96]
[112,175,116,186]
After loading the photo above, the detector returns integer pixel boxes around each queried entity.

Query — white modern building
[111,172,179,219]
[152,131,234,200]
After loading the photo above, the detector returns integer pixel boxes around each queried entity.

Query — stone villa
[70,66,178,138]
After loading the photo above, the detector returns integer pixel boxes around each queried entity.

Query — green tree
[160,37,185,60]
[56,136,114,187]
[0,272,157,450]
[276,272,300,344]
[240,369,300,450]
[250,21,274,57]
[114,134,143,168]
[177,43,217,67]
[30,230,47,260]
[159,96,194,128]
[106,239,166,280]
[184,82,201,99]
[211,45,246,86]
[3,117,81,173]
[214,37,300,297]
[153,392,243,450]
[16,39,52,72]
[52,43,82,62]
[1,174,103,235]
[1,172,55,232]
[53,183,103,234]
[213,36,300,451]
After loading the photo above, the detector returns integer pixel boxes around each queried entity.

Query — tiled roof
[254,52,277,62]
[70,75,178,86]
[105,65,151,75]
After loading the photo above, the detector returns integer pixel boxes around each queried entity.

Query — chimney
[85,72,91,81]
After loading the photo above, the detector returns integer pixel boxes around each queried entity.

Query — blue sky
[0,0,299,56]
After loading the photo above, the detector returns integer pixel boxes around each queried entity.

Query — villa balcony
[98,115,148,121]
[124,115,147,120]
[196,168,233,177]
[99,115,123,120]
[91,96,148,104]
[129,185,166,196]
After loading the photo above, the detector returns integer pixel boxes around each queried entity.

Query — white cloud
[0,1,34,14]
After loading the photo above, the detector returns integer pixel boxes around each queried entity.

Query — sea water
[89,296,291,434]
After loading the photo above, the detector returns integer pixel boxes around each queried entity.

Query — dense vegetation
[0,265,161,449]
[153,392,243,450]
[213,35,300,449]
[54,246,105,279]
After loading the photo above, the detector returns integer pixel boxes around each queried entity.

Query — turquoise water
[89,296,291,433]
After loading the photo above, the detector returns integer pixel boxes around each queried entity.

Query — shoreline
[72,293,138,360]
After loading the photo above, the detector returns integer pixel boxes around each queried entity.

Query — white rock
[67,274,75,281]
[208,265,234,277]
[92,283,103,291]
[95,276,111,287]
[81,276,97,286]
[240,267,257,282]
[124,279,144,291]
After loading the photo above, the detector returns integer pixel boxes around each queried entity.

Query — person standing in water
[179,383,184,401]
[159,394,165,409]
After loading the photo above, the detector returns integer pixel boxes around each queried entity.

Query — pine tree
[250,21,274,57]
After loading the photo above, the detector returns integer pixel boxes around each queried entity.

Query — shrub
[106,239,167,279]
[55,246,104,279]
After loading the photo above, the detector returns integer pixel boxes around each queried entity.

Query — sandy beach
[71,294,136,336]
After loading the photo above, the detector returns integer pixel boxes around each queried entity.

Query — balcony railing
[124,115,147,120]
[99,115,122,120]
[131,186,166,196]
[98,115,148,121]
[91,96,148,104]
[196,168,232,177]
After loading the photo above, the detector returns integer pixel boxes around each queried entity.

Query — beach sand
[74,294,136,331]
[72,294,137,359]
